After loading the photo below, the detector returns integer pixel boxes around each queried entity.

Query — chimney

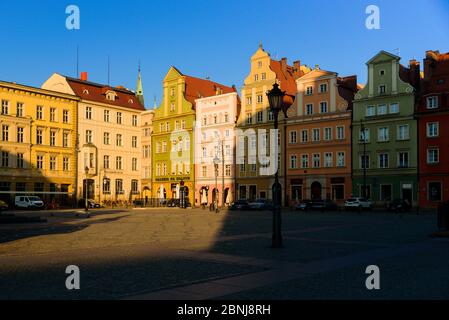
[424,50,438,81]
[280,57,287,75]
[293,60,302,78]
[409,59,421,90]
[80,72,88,81]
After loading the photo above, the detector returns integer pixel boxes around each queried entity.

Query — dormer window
[105,90,117,101]
[379,85,386,94]
[128,99,134,104]
[83,89,89,95]
[379,70,385,76]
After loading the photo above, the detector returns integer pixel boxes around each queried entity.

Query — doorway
[311,181,322,200]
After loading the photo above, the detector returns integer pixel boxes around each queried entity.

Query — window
[324,152,333,167]
[50,108,56,122]
[36,155,44,169]
[170,87,175,97]
[36,129,43,145]
[380,185,392,201]
[379,153,389,168]
[336,126,344,140]
[268,111,274,121]
[379,70,385,76]
[226,145,231,156]
[160,123,164,132]
[132,136,137,148]
[360,155,370,169]
[1,100,9,115]
[258,61,262,68]
[2,125,9,141]
[246,96,252,105]
[16,102,23,117]
[301,130,308,143]
[50,156,57,171]
[250,163,257,172]
[170,102,175,112]
[103,178,111,194]
[320,102,328,113]
[213,114,218,124]
[16,127,24,143]
[103,155,110,169]
[306,104,313,115]
[337,152,345,167]
[398,152,409,168]
[63,132,69,147]
[162,141,167,152]
[389,103,399,114]
[289,130,297,144]
[86,130,92,144]
[290,155,297,169]
[360,128,370,142]
[116,134,122,146]
[103,132,110,145]
[378,127,389,142]
[428,182,442,201]
[132,115,138,126]
[324,127,332,141]
[313,154,320,168]
[17,153,24,168]
[224,113,229,122]
[427,122,439,137]
[50,131,56,146]
[116,156,123,170]
[377,104,387,115]
[246,113,252,124]
[63,110,69,123]
[257,111,263,123]
[261,73,266,80]
[379,85,386,94]
[89,153,94,168]
[202,166,207,177]
[1,151,8,167]
[319,83,327,93]
[181,120,186,129]
[104,110,110,122]
[301,154,309,168]
[132,180,139,194]
[254,74,259,81]
[312,128,320,142]
[36,105,43,120]
[306,86,313,95]
[257,95,263,103]
[426,96,438,109]
[166,122,170,131]
[225,165,231,176]
[85,106,92,119]
[115,179,124,194]
[116,112,122,124]
[132,158,138,171]
[366,105,375,117]
[397,125,409,140]
[427,149,439,164]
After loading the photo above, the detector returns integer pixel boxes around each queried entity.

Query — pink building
[194,91,240,208]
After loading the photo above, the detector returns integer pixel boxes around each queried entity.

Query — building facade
[285,67,357,205]
[141,108,155,202]
[236,44,310,204]
[194,91,239,208]
[151,66,234,206]
[0,80,79,206]
[42,72,145,204]
[417,50,449,208]
[352,51,420,206]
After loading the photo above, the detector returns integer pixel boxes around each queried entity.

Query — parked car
[248,199,274,210]
[230,200,250,211]
[387,199,411,212]
[167,199,180,207]
[78,199,101,209]
[344,198,373,210]
[310,200,338,211]
[295,200,312,211]
[15,196,44,209]
[0,200,9,212]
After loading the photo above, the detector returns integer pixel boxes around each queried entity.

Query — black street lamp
[360,121,367,199]
[84,166,90,217]
[266,83,288,249]
[213,155,220,213]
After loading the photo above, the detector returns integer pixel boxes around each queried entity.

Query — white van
[15,196,44,209]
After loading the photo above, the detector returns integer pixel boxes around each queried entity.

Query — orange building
[285,67,358,205]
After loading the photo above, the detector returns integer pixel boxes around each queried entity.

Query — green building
[352,51,420,206]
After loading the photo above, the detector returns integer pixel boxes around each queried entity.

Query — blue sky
[0,0,448,109]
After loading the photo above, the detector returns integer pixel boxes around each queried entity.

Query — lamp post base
[271,207,283,248]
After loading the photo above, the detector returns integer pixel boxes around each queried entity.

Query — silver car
[344,198,373,210]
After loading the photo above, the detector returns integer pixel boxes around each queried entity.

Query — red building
[417,50,449,208]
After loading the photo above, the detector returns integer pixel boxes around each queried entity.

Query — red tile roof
[184,75,236,107]
[65,77,145,111]
[269,59,304,107]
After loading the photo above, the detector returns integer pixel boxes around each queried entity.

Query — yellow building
[0,80,79,207]
[236,44,310,204]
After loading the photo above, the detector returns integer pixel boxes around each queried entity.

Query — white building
[42,72,145,203]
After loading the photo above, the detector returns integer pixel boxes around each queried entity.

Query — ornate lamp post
[360,120,367,199]
[266,83,287,248]
[213,155,220,213]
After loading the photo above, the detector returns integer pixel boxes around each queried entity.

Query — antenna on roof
[107,55,110,85]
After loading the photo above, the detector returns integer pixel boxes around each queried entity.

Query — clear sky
[0,0,448,109]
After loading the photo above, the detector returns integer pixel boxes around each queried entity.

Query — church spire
[136,62,144,106]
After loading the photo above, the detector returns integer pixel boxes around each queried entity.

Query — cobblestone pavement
[0,208,447,299]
